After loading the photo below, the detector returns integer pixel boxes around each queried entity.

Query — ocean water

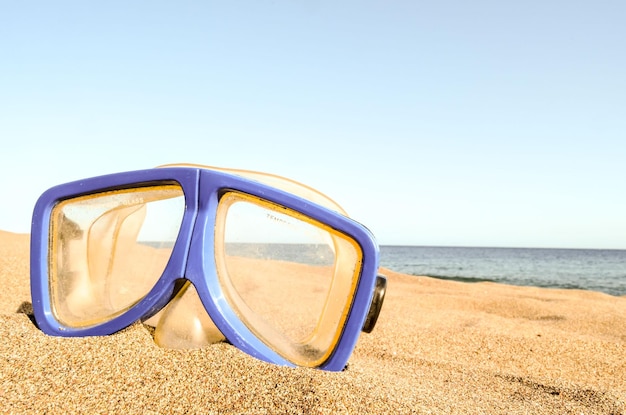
[379,246,626,297]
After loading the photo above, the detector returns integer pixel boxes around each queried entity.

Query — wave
[416,273,497,284]
[414,273,600,293]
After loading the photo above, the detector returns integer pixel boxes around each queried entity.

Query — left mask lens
[49,184,185,327]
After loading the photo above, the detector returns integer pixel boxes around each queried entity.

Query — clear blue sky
[1,1,625,249]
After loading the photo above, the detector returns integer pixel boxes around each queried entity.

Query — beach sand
[1,230,624,414]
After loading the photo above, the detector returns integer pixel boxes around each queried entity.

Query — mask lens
[49,184,185,327]
[215,192,362,367]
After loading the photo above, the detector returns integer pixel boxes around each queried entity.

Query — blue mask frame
[30,166,382,371]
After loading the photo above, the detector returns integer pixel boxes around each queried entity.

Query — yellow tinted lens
[214,192,362,367]
[49,184,185,327]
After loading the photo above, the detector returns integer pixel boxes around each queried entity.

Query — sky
[1,1,625,249]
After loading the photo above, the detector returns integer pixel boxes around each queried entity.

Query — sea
[379,246,626,297]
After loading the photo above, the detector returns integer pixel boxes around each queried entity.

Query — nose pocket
[154,280,226,349]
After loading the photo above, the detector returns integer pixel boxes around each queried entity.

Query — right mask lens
[215,191,363,367]
[49,184,185,327]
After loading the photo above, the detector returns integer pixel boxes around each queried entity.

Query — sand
[0,230,624,414]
